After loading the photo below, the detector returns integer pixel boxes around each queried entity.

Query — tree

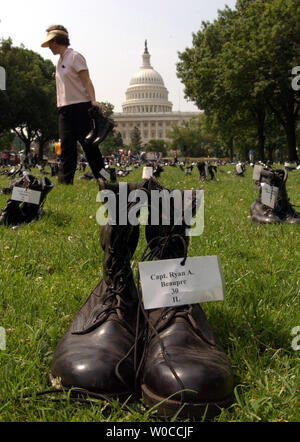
[0,38,58,156]
[0,129,14,151]
[177,0,300,161]
[100,131,123,156]
[222,0,300,161]
[166,114,223,157]
[98,101,114,118]
[145,139,168,157]
[130,126,143,154]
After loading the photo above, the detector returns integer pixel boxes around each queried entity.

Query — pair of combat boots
[0,174,53,226]
[250,168,300,224]
[50,178,234,419]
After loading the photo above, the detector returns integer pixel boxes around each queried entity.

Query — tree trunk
[266,144,273,162]
[24,140,31,156]
[256,110,265,162]
[285,119,298,162]
[227,137,234,162]
[38,142,44,163]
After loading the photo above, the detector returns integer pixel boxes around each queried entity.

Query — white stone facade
[113,41,198,145]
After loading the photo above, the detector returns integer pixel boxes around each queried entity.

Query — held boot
[50,183,141,398]
[85,106,114,147]
[138,179,234,419]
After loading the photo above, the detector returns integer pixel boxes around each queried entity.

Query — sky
[0,0,237,112]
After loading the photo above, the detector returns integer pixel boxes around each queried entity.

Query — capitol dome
[122,41,173,114]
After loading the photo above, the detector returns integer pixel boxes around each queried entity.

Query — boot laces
[135,228,190,400]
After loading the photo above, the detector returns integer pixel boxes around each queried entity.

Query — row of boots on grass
[50,177,234,419]
[250,167,300,224]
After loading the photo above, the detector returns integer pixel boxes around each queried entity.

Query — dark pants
[58,101,104,184]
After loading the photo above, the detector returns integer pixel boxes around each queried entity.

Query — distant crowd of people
[0,151,39,167]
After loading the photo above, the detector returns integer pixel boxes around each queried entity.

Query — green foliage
[167,113,223,157]
[98,101,114,118]
[99,131,123,156]
[145,139,168,156]
[177,0,300,161]
[129,126,143,154]
[0,130,14,151]
[0,38,58,155]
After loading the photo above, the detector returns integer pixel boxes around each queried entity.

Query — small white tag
[11,187,41,205]
[253,165,263,181]
[261,183,279,208]
[139,256,224,310]
[100,168,110,180]
[142,167,153,179]
[236,164,243,174]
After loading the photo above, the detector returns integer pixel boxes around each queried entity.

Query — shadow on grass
[44,210,72,227]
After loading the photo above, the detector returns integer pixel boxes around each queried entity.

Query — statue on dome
[144,39,149,54]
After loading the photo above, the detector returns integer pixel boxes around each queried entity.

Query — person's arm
[78,70,102,113]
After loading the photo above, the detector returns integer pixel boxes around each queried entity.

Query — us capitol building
[113,41,199,145]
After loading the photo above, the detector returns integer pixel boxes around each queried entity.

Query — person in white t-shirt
[41,25,105,184]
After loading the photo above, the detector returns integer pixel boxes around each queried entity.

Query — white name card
[142,167,153,179]
[100,168,110,180]
[252,165,263,181]
[139,256,224,310]
[236,164,243,174]
[261,183,279,209]
[11,187,41,205]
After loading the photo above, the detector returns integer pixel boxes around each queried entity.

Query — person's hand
[91,101,102,114]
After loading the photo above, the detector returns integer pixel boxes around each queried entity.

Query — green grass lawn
[0,163,299,422]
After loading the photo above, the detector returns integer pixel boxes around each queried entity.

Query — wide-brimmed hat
[41,29,69,48]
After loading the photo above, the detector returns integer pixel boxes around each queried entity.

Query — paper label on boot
[252,165,263,181]
[261,183,279,208]
[100,168,110,180]
[11,187,41,205]
[236,164,243,174]
[139,256,224,310]
[142,167,153,179]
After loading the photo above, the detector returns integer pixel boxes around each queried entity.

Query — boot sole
[49,372,134,402]
[141,383,234,420]
[251,215,282,224]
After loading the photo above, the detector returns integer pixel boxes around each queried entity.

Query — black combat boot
[273,169,300,224]
[0,175,53,226]
[85,106,114,147]
[250,168,300,224]
[21,176,54,223]
[50,182,143,398]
